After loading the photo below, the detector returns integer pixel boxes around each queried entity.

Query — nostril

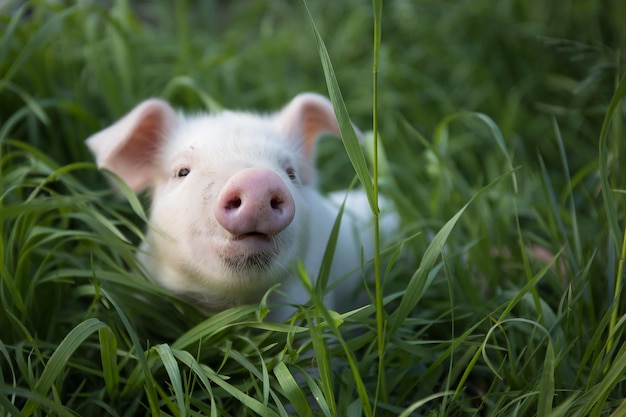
[270,197,282,210]
[225,197,242,210]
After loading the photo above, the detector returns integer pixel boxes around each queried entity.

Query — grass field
[2,0,626,416]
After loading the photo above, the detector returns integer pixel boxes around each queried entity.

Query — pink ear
[274,93,362,184]
[86,99,177,191]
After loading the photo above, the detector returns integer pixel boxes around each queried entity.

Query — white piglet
[87,93,375,318]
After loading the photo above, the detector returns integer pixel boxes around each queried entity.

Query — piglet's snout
[214,167,296,237]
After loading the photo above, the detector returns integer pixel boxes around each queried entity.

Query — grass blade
[171,305,258,351]
[21,318,107,417]
[537,341,556,417]
[599,72,626,250]
[172,350,218,417]
[0,6,76,93]
[153,343,187,417]
[273,362,311,417]
[596,72,626,356]
[2,386,78,417]
[301,0,375,212]
[398,391,455,417]
[391,169,515,332]
[98,326,119,399]
[104,290,161,416]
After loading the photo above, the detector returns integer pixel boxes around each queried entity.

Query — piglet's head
[86,93,352,309]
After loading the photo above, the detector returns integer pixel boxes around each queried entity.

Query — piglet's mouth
[232,232,272,241]
[223,232,277,254]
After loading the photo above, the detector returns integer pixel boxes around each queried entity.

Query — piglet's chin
[221,252,275,273]
[213,234,280,271]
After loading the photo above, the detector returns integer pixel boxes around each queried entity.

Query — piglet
[86,93,376,319]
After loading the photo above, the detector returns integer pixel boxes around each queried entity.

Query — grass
[1,0,626,415]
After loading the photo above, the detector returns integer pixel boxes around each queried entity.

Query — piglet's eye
[285,167,297,182]
[177,168,191,177]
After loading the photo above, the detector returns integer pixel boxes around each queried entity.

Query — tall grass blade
[0,389,22,417]
[498,250,561,322]
[586,341,626,416]
[104,290,161,416]
[391,170,515,332]
[273,362,312,417]
[153,343,187,417]
[188,361,280,417]
[599,71,626,354]
[398,391,455,417]
[315,185,348,293]
[0,6,76,92]
[599,72,626,250]
[21,318,107,417]
[553,117,582,267]
[0,4,26,69]
[3,386,78,417]
[301,0,375,212]
[172,305,258,351]
[370,0,387,412]
[299,368,333,417]
[538,341,556,417]
[172,350,218,417]
[227,345,271,404]
[305,300,372,416]
[306,310,337,415]
[98,326,119,399]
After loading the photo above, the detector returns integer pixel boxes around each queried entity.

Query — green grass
[2,0,626,415]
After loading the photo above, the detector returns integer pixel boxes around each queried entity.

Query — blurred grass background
[2,0,626,415]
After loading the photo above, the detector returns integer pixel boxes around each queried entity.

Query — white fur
[86,93,377,319]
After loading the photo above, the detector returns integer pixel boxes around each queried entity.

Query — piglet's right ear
[86,99,177,192]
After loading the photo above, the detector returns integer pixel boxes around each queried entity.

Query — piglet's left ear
[273,93,361,184]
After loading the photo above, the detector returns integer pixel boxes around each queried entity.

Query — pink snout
[214,167,296,237]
